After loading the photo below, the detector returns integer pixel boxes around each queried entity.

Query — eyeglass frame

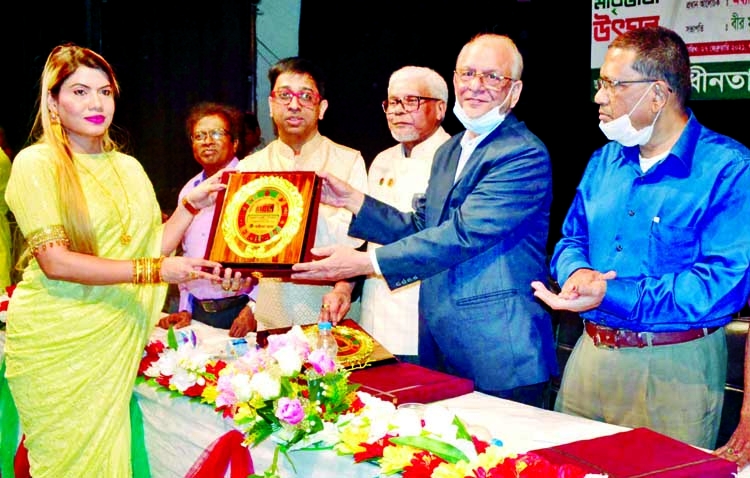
[454,69,517,89]
[191,128,230,143]
[381,95,441,114]
[270,88,322,108]
[595,77,660,92]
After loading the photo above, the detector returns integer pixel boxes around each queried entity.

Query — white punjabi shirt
[360,127,450,355]
[237,133,367,328]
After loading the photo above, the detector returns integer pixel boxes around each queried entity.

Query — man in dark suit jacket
[292,33,557,407]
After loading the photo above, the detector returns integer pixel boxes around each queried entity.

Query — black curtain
[298,0,597,250]
[1,1,747,248]
[299,0,750,251]
[0,0,255,212]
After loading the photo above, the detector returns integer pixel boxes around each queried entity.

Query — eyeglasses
[454,69,515,89]
[191,129,229,143]
[595,77,658,91]
[381,96,440,113]
[271,88,321,108]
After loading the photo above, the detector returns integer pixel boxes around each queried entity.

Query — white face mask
[599,83,662,147]
[452,86,513,136]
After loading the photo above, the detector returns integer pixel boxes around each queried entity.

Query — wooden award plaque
[205,171,321,277]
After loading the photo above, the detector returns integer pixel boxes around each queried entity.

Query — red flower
[138,341,166,375]
[182,383,206,397]
[155,374,171,388]
[347,395,366,413]
[353,434,396,463]
[403,450,446,478]
[472,436,491,455]
[205,360,227,378]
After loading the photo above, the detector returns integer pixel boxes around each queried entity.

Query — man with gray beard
[360,66,450,364]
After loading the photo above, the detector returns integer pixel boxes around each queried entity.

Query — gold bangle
[154,256,165,283]
[132,258,145,284]
[182,197,200,215]
[132,257,165,284]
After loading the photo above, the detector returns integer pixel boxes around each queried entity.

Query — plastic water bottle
[316,321,338,361]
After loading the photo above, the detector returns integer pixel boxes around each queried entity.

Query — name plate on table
[205,171,321,277]
[531,427,738,477]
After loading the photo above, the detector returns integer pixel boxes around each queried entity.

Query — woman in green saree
[1,43,225,478]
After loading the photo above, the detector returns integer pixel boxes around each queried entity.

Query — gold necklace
[76,153,133,245]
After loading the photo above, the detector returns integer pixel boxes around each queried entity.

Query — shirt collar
[273,132,324,160]
[196,156,240,184]
[402,127,448,158]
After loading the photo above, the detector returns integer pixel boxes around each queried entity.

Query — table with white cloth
[2,325,749,477]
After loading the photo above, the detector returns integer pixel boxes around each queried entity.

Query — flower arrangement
[0,284,16,329]
[329,395,605,478]
[137,326,604,478]
[137,325,361,477]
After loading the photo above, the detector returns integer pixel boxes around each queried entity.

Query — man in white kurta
[238,57,367,328]
[360,66,450,362]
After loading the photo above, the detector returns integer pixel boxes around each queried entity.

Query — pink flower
[308,348,337,374]
[276,397,305,425]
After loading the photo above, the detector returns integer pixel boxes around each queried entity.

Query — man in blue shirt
[531,26,750,450]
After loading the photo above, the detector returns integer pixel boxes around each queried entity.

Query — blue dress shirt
[552,110,750,331]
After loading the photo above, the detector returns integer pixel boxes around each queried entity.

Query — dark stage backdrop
[1,0,747,252]
[298,0,750,250]
[0,0,256,210]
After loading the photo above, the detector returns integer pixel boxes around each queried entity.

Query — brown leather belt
[584,321,719,349]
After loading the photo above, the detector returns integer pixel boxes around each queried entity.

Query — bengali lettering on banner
[591,0,750,100]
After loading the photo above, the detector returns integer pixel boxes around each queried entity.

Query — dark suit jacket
[349,114,558,391]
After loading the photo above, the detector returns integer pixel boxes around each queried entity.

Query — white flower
[175,343,211,370]
[422,405,457,439]
[152,348,179,376]
[229,371,254,402]
[272,346,304,377]
[250,370,281,400]
[170,367,205,392]
[390,408,423,437]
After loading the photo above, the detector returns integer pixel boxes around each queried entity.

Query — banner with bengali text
[591,0,750,100]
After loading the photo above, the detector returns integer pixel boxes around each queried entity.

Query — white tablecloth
[3,324,749,477]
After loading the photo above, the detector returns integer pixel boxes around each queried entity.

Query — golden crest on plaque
[205,171,321,276]
[221,176,305,259]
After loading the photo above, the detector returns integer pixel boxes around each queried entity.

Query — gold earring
[50,111,59,123]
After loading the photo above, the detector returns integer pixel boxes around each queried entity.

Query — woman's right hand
[160,256,223,284]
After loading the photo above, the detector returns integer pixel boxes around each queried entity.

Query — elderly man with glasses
[158,101,257,336]
[292,34,558,408]
[531,26,750,453]
[237,56,367,329]
[359,66,451,365]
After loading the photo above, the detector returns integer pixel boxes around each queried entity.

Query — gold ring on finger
[728,447,735,455]
[189,270,197,280]
[321,303,330,310]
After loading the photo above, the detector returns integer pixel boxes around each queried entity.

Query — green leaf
[167,326,178,350]
[389,435,468,464]
[453,415,472,441]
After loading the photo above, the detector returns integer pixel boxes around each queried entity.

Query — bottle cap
[318,321,332,331]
